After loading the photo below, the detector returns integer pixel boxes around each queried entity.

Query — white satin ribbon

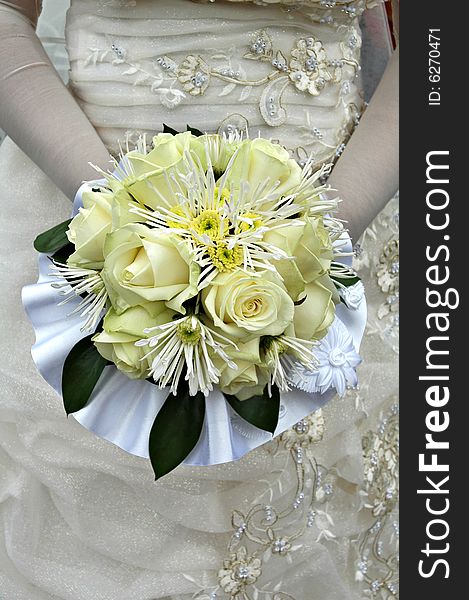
[22,182,366,465]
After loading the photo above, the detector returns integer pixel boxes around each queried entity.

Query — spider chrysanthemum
[136,314,238,396]
[129,145,310,287]
[50,263,108,332]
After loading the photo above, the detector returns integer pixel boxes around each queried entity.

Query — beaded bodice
[66,0,386,162]
[192,0,384,25]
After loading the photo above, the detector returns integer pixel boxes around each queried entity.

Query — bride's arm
[0,0,110,199]
[330,47,399,242]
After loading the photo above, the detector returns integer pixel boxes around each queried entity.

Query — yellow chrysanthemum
[191,210,223,240]
[214,186,231,205]
[238,212,263,233]
[177,319,202,345]
[208,243,243,272]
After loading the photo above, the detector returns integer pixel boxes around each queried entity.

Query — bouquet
[25,128,365,479]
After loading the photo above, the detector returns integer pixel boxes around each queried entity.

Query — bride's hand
[0,0,110,200]
[330,47,399,243]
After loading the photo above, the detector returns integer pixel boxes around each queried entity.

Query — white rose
[93,302,174,379]
[293,275,338,340]
[202,270,294,340]
[67,189,113,269]
[214,339,269,400]
[224,138,302,201]
[263,216,334,300]
[122,132,206,209]
[101,224,199,314]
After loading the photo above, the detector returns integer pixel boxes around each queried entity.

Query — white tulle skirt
[0,137,398,600]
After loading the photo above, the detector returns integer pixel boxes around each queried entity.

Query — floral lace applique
[353,193,399,354]
[376,238,399,321]
[185,410,339,599]
[85,43,187,109]
[182,400,399,599]
[356,403,399,597]
[84,28,360,128]
[289,37,339,95]
[177,29,359,128]
[289,98,361,167]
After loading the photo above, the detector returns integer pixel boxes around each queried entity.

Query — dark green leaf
[224,385,280,434]
[181,295,198,315]
[50,243,88,299]
[186,125,204,137]
[163,123,180,135]
[330,261,361,288]
[62,334,108,415]
[51,242,75,265]
[34,219,72,254]
[149,383,205,480]
[331,275,361,288]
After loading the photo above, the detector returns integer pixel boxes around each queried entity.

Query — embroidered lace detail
[356,403,399,597]
[85,28,360,128]
[185,409,340,599]
[184,399,399,599]
[354,193,399,354]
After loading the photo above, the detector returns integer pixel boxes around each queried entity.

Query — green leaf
[331,274,361,288]
[34,219,72,254]
[224,385,280,434]
[162,123,180,135]
[149,383,205,480]
[186,125,204,137]
[330,261,361,288]
[51,242,75,265]
[62,334,108,415]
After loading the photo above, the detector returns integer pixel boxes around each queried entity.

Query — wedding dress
[0,1,399,598]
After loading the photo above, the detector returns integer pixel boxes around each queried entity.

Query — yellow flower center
[167,205,186,229]
[177,319,201,345]
[214,186,231,206]
[191,210,222,240]
[238,212,263,233]
[208,243,243,272]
